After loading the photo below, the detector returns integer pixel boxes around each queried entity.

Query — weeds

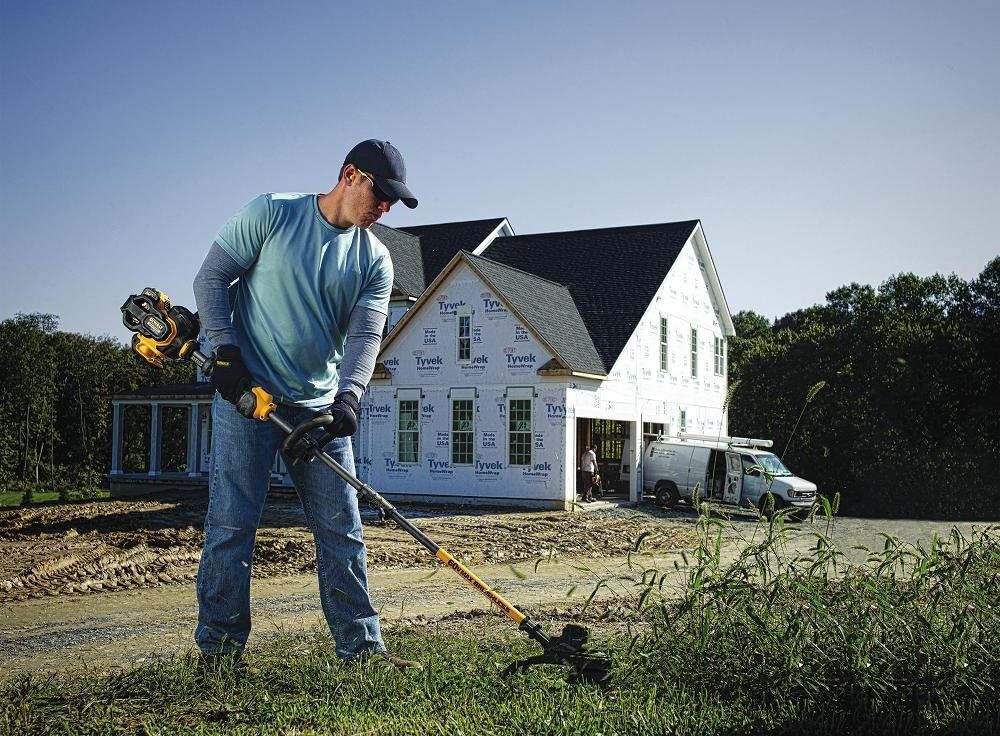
[618,499,999,731]
[2,506,998,735]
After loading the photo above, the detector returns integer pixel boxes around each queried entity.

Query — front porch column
[629,414,642,503]
[562,408,576,509]
[186,403,200,477]
[200,404,212,470]
[149,403,161,476]
[110,402,123,476]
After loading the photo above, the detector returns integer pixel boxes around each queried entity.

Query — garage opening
[575,418,631,499]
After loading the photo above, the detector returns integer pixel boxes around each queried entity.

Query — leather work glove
[210,344,253,404]
[284,392,360,465]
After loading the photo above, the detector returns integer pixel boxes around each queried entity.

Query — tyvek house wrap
[357,263,570,507]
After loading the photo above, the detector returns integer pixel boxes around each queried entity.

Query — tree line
[0,314,194,504]
[728,257,999,519]
[1,257,997,517]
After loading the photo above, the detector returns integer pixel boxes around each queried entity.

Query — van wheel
[655,482,680,509]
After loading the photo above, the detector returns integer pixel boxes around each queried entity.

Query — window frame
[690,327,698,378]
[397,398,420,464]
[507,397,533,467]
[659,316,668,372]
[457,309,472,363]
[451,397,474,466]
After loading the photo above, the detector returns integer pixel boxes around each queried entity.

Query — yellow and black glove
[283,392,360,464]
[210,345,252,404]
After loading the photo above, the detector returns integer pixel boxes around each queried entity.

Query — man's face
[345,165,393,229]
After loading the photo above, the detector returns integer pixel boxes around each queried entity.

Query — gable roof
[369,224,425,299]
[464,254,606,375]
[372,218,508,298]
[483,221,701,371]
[379,250,607,376]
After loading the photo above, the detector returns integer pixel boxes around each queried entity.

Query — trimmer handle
[194,348,276,421]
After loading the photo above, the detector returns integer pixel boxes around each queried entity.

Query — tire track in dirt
[0,494,698,604]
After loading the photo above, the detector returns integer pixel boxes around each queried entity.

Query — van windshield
[755,453,793,476]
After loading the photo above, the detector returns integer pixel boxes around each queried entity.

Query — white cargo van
[642,433,817,517]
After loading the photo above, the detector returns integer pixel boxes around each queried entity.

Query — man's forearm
[337,307,386,402]
[193,242,245,350]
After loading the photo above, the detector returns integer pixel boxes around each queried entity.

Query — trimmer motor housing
[121,288,200,367]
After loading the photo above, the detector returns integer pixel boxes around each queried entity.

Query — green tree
[728,262,1000,520]
[0,313,59,504]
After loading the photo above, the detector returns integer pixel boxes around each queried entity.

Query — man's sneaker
[347,651,424,672]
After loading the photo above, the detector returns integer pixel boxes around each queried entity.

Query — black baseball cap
[343,139,418,209]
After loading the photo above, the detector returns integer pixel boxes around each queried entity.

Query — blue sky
[2,1,997,342]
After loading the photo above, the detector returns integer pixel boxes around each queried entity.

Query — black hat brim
[376,176,418,209]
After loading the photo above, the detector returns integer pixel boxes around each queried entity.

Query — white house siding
[567,233,729,500]
[359,263,573,509]
[387,300,412,333]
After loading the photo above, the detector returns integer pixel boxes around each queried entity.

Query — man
[580,445,599,503]
[191,139,419,671]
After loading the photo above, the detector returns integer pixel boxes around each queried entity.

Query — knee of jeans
[311,507,363,542]
[204,515,254,538]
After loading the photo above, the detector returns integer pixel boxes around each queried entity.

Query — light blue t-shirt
[215,192,393,408]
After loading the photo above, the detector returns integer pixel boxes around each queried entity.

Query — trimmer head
[503,622,613,687]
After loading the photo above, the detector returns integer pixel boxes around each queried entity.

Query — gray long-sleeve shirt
[192,242,385,403]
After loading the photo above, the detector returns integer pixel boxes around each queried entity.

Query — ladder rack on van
[660,432,774,449]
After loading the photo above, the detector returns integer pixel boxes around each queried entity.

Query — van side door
[687,447,711,499]
[723,452,743,504]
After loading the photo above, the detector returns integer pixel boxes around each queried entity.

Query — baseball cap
[343,139,418,208]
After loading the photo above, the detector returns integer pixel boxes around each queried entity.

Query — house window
[680,410,687,433]
[690,328,698,378]
[714,337,725,376]
[451,398,474,465]
[508,398,532,466]
[398,399,419,463]
[642,421,664,448]
[592,419,627,467]
[659,317,668,371]
[457,312,472,361]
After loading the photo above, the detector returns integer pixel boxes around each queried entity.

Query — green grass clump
[2,505,998,735]
[620,500,1000,735]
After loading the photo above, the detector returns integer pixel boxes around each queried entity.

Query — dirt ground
[1,491,994,675]
[0,491,696,602]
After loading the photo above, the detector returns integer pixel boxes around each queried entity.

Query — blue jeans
[195,394,385,659]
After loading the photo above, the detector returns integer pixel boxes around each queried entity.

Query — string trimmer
[120,287,612,686]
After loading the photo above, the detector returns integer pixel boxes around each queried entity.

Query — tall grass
[3,504,997,735]
[616,499,1000,732]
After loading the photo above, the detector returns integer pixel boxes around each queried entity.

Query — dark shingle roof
[465,254,606,375]
[397,218,507,288]
[482,221,699,372]
[372,218,507,299]
[370,223,424,298]
[112,382,214,400]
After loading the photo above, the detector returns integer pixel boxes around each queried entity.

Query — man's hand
[283,392,360,465]
[321,392,360,439]
[210,345,252,404]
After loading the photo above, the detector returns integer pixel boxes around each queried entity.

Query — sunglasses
[355,169,398,206]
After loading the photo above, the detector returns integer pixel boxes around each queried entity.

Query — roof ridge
[509,219,699,240]
[399,217,506,231]
[465,252,571,292]
[371,223,421,240]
